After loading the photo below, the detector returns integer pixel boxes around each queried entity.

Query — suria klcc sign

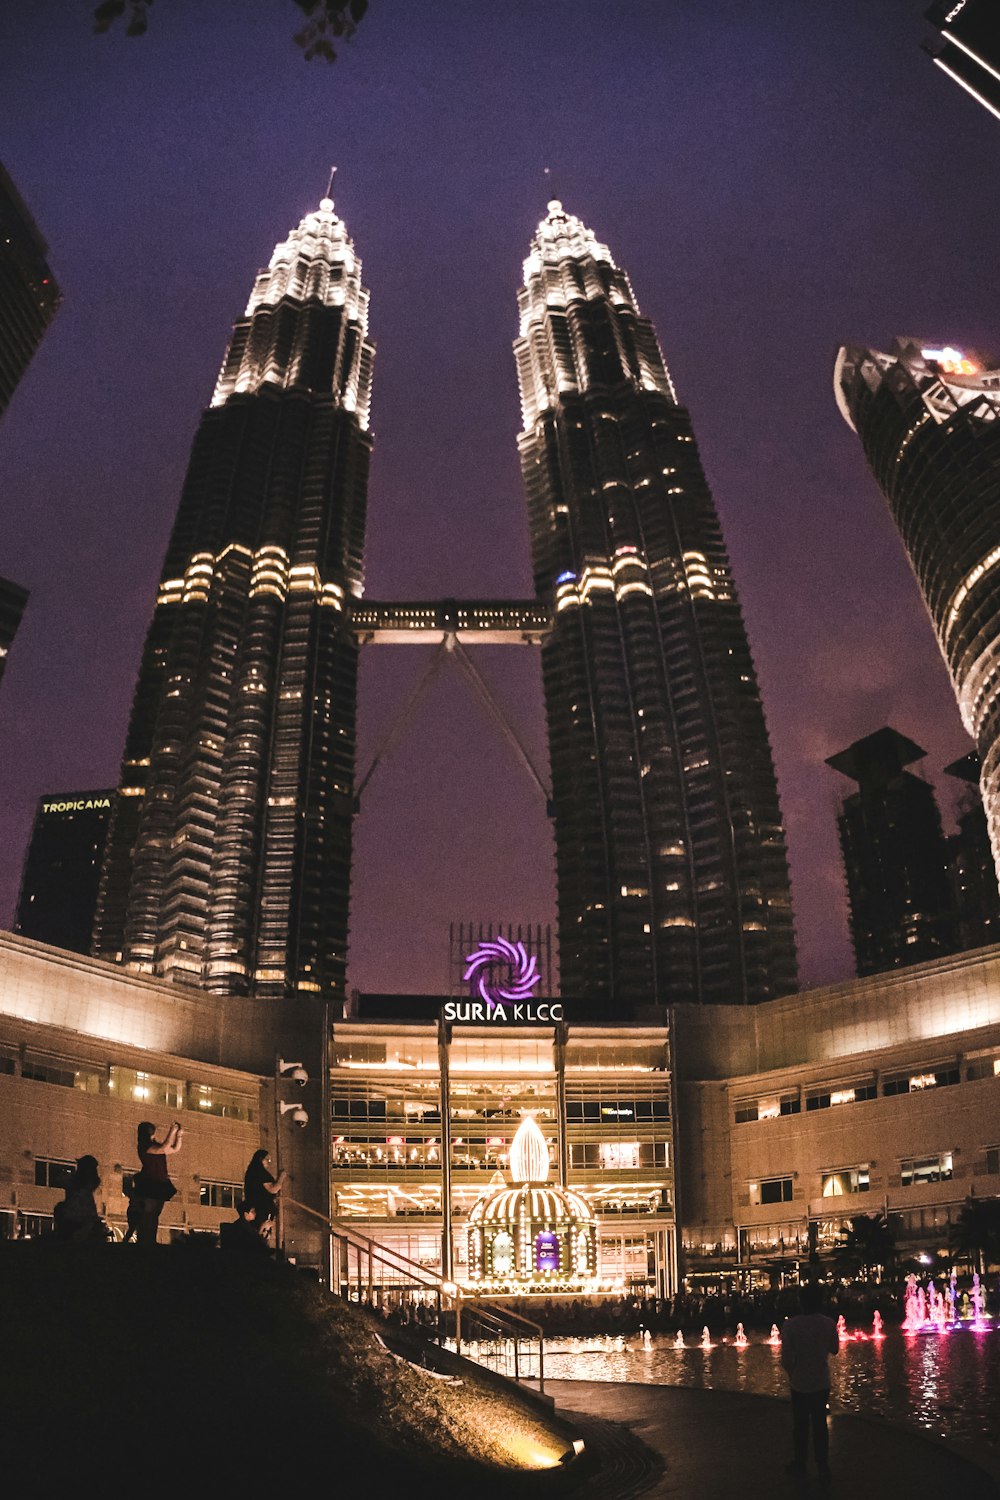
[443,936,564,1022]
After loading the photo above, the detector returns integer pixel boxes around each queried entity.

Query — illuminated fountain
[929,1281,948,1333]
[902,1272,993,1333]
[734,1323,749,1348]
[768,1324,781,1346]
[701,1326,713,1349]
[837,1314,848,1341]
[872,1311,884,1340]
[674,1331,685,1348]
[903,1275,923,1333]
[972,1273,989,1329]
[466,1113,597,1293]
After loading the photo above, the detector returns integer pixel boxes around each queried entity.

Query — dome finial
[510,1113,550,1183]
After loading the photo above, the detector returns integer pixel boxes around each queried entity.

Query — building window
[821,1167,870,1197]
[21,1056,103,1093]
[567,1098,669,1122]
[34,1156,76,1189]
[883,1067,960,1097]
[108,1067,184,1110]
[984,1147,999,1176]
[965,1055,1000,1081]
[756,1177,793,1205]
[735,1093,800,1123]
[187,1083,256,1122]
[806,1080,876,1111]
[199,1180,242,1209]
[900,1154,953,1187]
[598,1142,641,1170]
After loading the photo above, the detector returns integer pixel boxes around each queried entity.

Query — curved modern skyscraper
[835,336,1000,891]
[516,201,797,1010]
[94,192,374,1000]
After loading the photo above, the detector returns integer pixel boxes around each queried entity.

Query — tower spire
[326,165,337,200]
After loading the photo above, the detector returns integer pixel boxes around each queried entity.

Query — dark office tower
[0,162,60,418]
[94,192,374,1000]
[923,2,1000,123]
[516,201,797,1011]
[0,576,28,690]
[944,751,1000,949]
[826,728,957,977]
[16,791,115,954]
[836,338,1000,893]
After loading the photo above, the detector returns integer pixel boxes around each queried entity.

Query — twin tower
[93,192,798,1014]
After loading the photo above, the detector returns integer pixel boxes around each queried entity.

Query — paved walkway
[548,1381,1000,1499]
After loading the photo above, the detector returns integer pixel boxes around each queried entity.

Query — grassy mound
[0,1243,585,1492]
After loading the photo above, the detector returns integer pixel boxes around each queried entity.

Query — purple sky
[0,1,993,996]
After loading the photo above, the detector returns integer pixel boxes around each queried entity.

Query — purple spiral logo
[463,937,541,1014]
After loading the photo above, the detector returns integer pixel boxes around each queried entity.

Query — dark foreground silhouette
[0,1243,584,1494]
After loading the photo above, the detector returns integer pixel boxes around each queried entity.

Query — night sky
[1,0,995,997]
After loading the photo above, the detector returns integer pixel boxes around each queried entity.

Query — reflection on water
[543,1329,1000,1444]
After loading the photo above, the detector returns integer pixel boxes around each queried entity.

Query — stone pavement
[548,1380,1000,1499]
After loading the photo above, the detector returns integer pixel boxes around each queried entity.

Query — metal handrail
[281,1197,544,1392]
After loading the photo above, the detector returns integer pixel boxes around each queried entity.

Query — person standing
[780,1281,840,1477]
[242,1150,287,1240]
[124,1121,182,1245]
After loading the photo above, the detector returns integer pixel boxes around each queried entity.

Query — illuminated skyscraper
[516,202,797,1010]
[94,191,374,1000]
[0,161,61,420]
[835,338,1000,897]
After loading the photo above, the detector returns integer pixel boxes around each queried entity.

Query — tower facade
[0,161,61,420]
[16,790,116,955]
[516,201,797,1010]
[94,194,374,1000]
[0,575,29,691]
[835,338,1000,894]
[826,727,957,977]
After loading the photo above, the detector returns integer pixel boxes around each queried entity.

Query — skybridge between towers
[349,598,554,805]
[351,598,551,646]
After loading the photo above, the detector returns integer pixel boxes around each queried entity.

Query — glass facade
[330,1019,676,1293]
[516,202,797,1011]
[94,193,374,1000]
[836,338,1000,899]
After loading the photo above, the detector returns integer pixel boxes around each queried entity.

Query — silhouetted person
[243,1150,286,1240]
[123,1121,182,1245]
[53,1155,106,1242]
[219,1199,270,1254]
[780,1282,839,1477]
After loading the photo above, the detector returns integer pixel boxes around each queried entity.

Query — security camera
[278,1058,309,1086]
[279,1101,309,1128]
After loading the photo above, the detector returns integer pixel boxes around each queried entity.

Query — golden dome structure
[466,1113,597,1292]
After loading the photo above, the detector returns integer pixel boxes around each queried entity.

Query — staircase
[283,1197,545,1393]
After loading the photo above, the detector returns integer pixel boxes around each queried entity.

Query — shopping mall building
[1,929,999,1290]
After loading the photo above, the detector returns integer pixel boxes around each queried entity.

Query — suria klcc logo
[442,937,564,1023]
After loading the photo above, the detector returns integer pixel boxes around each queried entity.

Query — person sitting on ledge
[53,1155,107,1243]
[219,1200,270,1254]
